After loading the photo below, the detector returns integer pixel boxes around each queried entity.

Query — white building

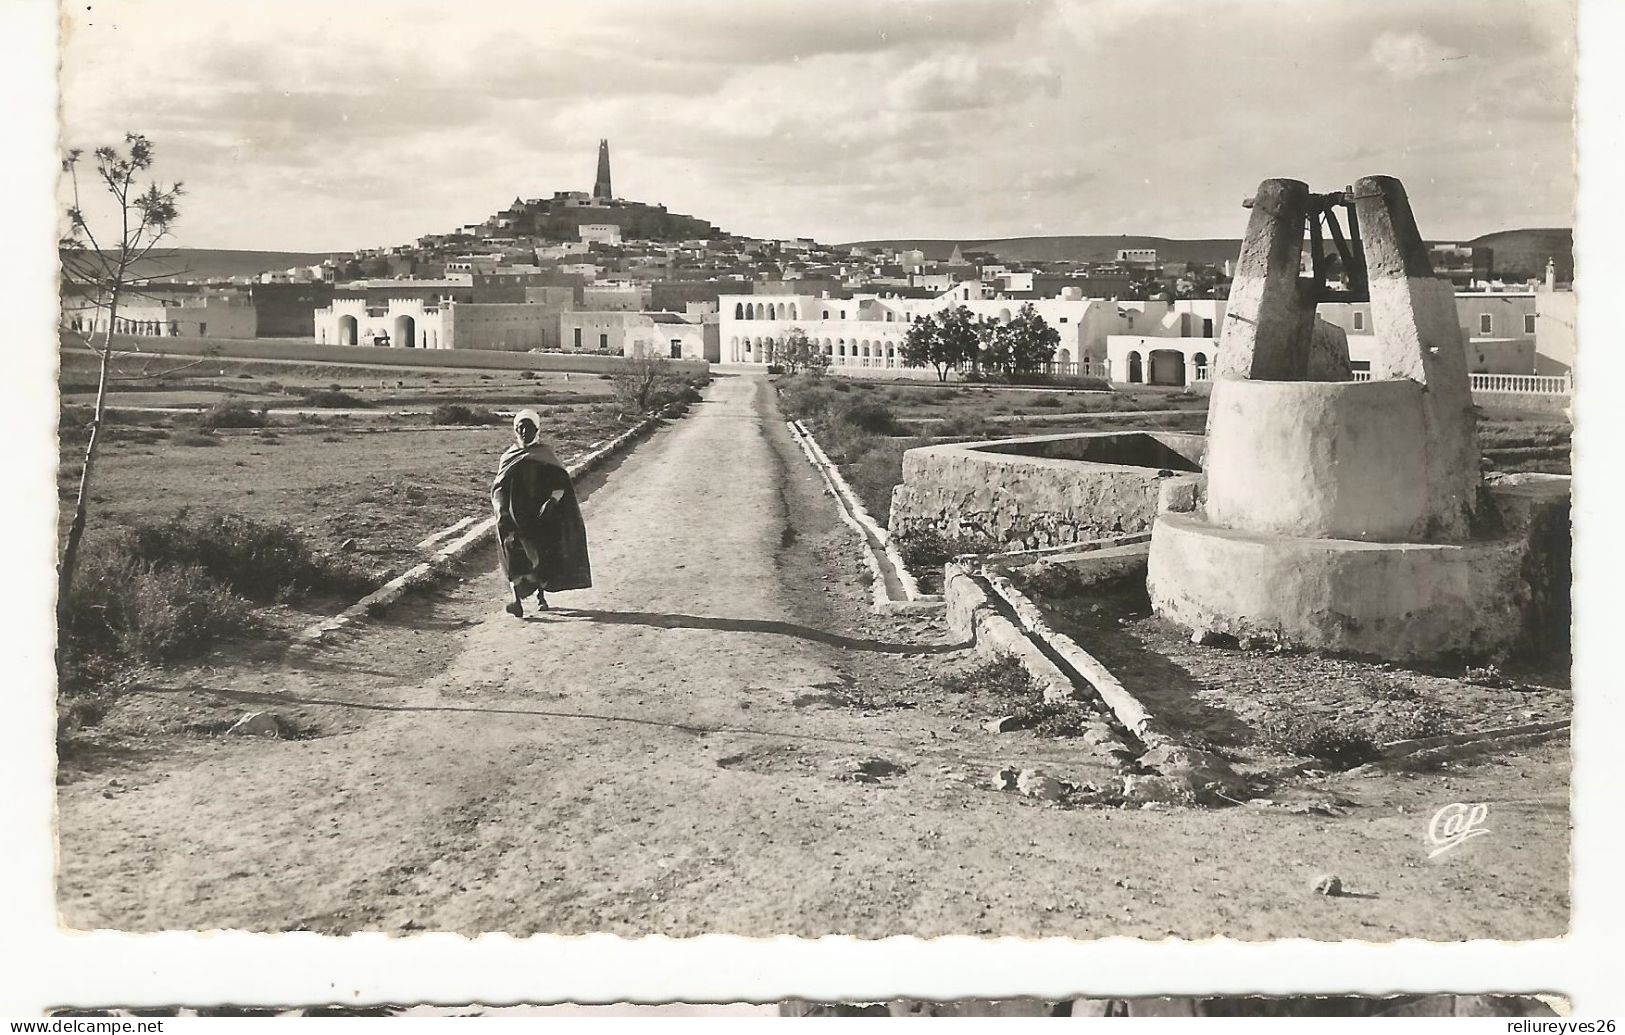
[578,223,623,245]
[1103,300,1226,386]
[315,297,445,349]
[559,310,708,360]
[717,287,1154,374]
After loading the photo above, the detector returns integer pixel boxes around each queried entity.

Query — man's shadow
[540,606,969,656]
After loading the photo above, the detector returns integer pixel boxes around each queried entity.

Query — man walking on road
[491,408,592,617]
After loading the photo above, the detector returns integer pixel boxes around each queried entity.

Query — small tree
[937,305,983,378]
[901,315,950,382]
[58,134,184,613]
[901,306,980,382]
[610,353,688,416]
[778,327,829,377]
[978,319,1011,374]
[1002,302,1061,376]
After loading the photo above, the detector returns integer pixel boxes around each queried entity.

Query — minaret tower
[592,139,613,201]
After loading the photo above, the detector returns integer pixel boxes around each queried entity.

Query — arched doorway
[1127,351,1143,384]
[338,315,358,347]
[393,314,417,349]
[1192,352,1208,381]
[1149,349,1186,386]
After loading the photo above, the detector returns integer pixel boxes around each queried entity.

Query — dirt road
[57,376,1568,939]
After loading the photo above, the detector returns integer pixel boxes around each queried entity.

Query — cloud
[558,0,1042,66]
[886,52,1062,112]
[1369,30,1463,81]
[54,0,1575,249]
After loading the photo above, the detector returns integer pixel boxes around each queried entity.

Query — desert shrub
[520,370,538,379]
[112,427,170,445]
[1256,703,1450,769]
[197,400,267,431]
[893,527,1001,575]
[609,355,692,416]
[172,430,220,447]
[431,403,504,426]
[941,653,1094,735]
[777,375,839,424]
[72,558,256,662]
[59,407,138,439]
[934,413,1000,439]
[111,511,372,602]
[1256,715,1380,769]
[843,439,916,524]
[944,653,1042,712]
[1021,700,1096,738]
[301,388,369,408]
[830,395,899,434]
[1371,701,1452,743]
[1030,394,1063,408]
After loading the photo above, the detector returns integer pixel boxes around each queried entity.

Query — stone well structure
[889,430,1206,550]
[1147,176,1568,661]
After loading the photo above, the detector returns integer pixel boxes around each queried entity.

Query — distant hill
[117,248,342,282]
[1464,228,1572,281]
[845,229,1574,277]
[840,236,1242,265]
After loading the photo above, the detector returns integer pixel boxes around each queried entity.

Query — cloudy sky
[59,0,1575,252]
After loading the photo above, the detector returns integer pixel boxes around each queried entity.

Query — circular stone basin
[1147,511,1528,662]
[1204,377,1432,542]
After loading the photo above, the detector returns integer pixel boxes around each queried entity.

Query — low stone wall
[1472,389,1572,416]
[890,431,1205,551]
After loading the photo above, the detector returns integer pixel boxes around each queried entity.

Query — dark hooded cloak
[491,414,591,594]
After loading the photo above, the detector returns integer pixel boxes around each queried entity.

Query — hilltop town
[60,140,1575,387]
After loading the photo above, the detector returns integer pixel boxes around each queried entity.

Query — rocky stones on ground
[228,711,283,738]
[1090,736,1133,757]
[340,538,358,552]
[848,758,905,783]
[1016,770,1067,802]
[1121,773,1186,805]
[1136,744,1250,802]
[1190,628,1225,647]
[1311,874,1344,896]
[993,767,1078,803]
[983,715,1023,734]
[1079,723,1119,745]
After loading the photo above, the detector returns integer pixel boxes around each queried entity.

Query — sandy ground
[56,376,1568,940]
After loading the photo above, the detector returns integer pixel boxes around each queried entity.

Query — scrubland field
[56,347,702,743]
